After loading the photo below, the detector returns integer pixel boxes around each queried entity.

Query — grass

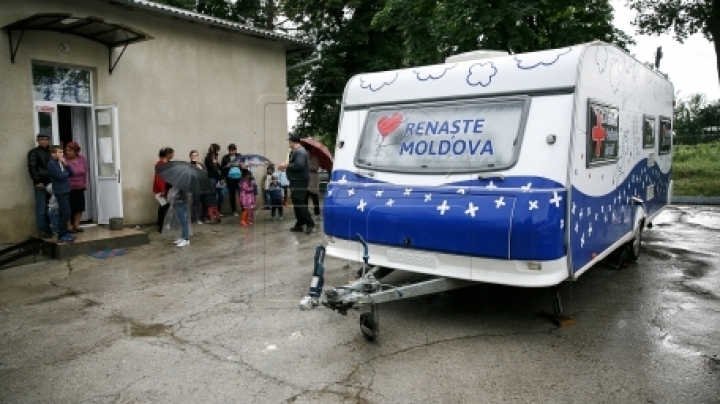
[673,142,720,196]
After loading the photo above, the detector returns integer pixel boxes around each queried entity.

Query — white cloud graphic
[514,47,572,70]
[413,64,457,81]
[358,72,399,92]
[466,62,497,87]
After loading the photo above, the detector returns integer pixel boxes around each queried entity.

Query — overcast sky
[611,0,719,101]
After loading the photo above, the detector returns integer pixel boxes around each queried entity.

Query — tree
[373,0,634,66]
[626,0,720,90]
[287,0,633,147]
[674,93,720,143]
[283,0,405,145]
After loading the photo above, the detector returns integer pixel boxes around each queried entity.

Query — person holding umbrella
[155,158,215,247]
[279,134,315,234]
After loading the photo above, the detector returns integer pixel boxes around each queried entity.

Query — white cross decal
[424,194,432,202]
[575,222,578,233]
[579,210,583,219]
[581,233,585,247]
[587,207,591,215]
[437,200,450,215]
[404,188,412,196]
[327,189,333,196]
[348,188,355,196]
[357,199,367,212]
[375,189,384,197]
[604,214,608,223]
[572,203,576,214]
[521,182,532,192]
[595,213,598,221]
[486,181,497,189]
[560,219,564,229]
[494,196,505,208]
[601,206,604,213]
[465,202,479,217]
[386,199,395,207]
[457,188,466,195]
[588,223,593,236]
[549,192,562,208]
[529,200,539,210]
[337,175,348,184]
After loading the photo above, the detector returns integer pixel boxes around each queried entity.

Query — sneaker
[173,238,184,244]
[305,226,316,235]
[176,239,190,247]
[279,216,283,220]
[289,226,304,232]
[233,212,239,217]
[195,221,203,225]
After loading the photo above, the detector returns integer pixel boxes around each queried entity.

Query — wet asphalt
[0,205,718,403]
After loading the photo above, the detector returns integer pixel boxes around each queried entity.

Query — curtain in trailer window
[643,115,656,149]
[587,100,619,167]
[659,117,672,154]
[354,98,528,173]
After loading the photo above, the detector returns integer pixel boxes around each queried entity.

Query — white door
[92,105,123,224]
[33,101,59,144]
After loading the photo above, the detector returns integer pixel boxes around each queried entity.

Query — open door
[92,105,123,224]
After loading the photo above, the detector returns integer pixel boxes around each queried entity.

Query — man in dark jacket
[281,134,315,234]
[27,134,52,238]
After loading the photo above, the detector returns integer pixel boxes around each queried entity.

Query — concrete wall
[0,0,289,242]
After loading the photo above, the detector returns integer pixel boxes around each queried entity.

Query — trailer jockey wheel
[360,306,379,341]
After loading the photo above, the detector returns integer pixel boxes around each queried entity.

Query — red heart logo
[377,113,402,138]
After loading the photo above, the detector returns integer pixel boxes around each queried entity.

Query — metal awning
[2,13,153,75]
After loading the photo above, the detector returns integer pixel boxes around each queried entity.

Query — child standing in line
[45,183,59,236]
[239,169,256,226]
[47,145,74,244]
[277,165,290,205]
[268,174,284,221]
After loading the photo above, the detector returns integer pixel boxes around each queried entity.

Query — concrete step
[43,225,149,260]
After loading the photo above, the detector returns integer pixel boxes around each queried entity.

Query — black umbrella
[156,161,214,194]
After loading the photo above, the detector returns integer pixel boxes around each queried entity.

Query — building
[0,0,310,243]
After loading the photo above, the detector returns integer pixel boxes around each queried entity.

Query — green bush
[673,142,720,196]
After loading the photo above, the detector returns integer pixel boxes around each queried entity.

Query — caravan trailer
[313,42,674,339]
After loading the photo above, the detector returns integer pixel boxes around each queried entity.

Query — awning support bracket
[108,43,128,76]
[8,29,25,63]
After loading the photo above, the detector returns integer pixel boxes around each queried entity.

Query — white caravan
[315,42,674,339]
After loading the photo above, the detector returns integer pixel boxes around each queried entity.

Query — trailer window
[659,116,672,154]
[587,100,619,166]
[643,115,656,149]
[354,97,529,173]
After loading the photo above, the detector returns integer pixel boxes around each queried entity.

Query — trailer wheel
[360,312,378,341]
[628,220,643,262]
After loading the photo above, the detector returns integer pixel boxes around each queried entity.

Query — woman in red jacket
[153,147,174,233]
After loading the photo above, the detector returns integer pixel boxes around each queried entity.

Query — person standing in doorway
[153,147,174,233]
[27,133,52,238]
[64,142,87,233]
[305,150,321,219]
[47,145,74,244]
[280,134,315,234]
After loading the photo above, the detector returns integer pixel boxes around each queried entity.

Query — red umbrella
[300,137,334,171]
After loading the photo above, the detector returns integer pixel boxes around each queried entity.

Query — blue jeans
[55,193,71,239]
[33,186,50,232]
[175,200,189,240]
[212,179,226,213]
[48,208,59,234]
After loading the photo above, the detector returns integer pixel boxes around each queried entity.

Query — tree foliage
[674,93,720,144]
[626,0,720,89]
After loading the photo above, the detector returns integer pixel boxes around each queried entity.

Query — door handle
[117,170,121,183]
[477,173,504,181]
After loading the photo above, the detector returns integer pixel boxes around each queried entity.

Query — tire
[628,220,643,262]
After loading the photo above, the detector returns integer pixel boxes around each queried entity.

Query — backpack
[227,166,242,179]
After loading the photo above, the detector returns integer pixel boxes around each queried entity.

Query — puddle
[108,313,171,337]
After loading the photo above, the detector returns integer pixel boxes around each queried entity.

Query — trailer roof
[343,42,667,108]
